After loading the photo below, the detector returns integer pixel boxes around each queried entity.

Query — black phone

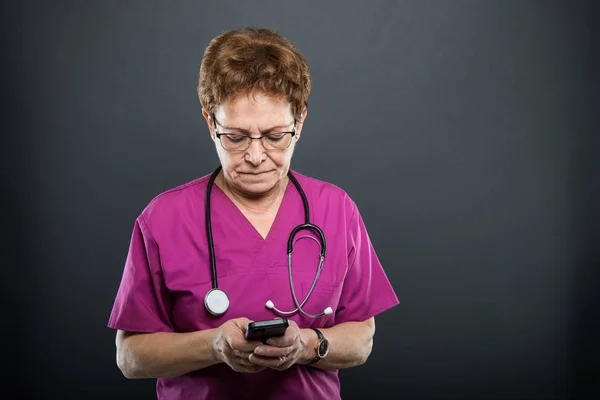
[244,318,289,343]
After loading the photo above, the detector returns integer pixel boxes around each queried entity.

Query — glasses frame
[212,114,297,152]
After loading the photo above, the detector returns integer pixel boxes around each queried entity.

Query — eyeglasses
[212,115,296,152]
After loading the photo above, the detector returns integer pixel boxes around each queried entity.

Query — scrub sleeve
[335,202,399,324]
[108,216,173,333]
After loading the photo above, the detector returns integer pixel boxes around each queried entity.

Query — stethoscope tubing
[204,165,329,318]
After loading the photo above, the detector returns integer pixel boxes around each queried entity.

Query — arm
[299,317,375,370]
[116,317,266,379]
[116,329,220,379]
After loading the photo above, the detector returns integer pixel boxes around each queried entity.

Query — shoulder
[137,172,213,232]
[289,169,358,216]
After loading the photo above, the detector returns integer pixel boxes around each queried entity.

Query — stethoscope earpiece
[265,300,333,316]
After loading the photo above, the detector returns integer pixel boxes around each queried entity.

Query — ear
[295,108,308,139]
[202,109,215,138]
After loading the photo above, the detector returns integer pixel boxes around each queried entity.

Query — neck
[217,172,288,215]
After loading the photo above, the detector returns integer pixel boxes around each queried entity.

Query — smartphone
[244,318,289,343]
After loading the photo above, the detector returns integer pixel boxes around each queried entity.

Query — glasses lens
[262,133,293,150]
[220,134,249,151]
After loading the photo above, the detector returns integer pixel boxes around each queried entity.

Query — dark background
[2,0,599,399]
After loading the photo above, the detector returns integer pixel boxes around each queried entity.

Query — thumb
[224,317,253,348]
[234,317,254,332]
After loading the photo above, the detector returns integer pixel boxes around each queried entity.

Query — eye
[265,133,287,142]
[225,134,247,143]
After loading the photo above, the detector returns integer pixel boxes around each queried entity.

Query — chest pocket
[271,231,344,285]
[268,231,345,325]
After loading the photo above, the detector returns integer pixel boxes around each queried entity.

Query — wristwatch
[309,328,330,364]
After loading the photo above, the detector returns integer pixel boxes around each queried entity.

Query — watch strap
[308,328,325,365]
[312,327,324,340]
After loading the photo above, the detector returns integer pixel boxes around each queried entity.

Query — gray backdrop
[3,0,599,399]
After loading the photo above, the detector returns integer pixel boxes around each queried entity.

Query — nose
[245,138,266,166]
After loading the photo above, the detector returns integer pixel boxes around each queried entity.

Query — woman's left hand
[248,319,311,370]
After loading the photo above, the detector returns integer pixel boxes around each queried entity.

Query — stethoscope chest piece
[204,288,229,316]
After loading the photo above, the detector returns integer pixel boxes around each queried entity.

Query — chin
[234,172,279,195]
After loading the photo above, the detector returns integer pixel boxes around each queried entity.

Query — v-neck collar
[212,177,293,243]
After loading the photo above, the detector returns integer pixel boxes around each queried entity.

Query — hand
[248,319,311,371]
[212,318,265,373]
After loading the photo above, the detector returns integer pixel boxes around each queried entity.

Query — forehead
[214,92,293,127]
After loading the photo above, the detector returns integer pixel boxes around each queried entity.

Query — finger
[231,317,253,332]
[265,335,294,347]
[253,344,293,358]
[252,355,295,372]
[248,353,287,368]
[228,353,263,371]
[231,349,254,358]
[233,356,257,368]
[265,348,302,371]
[270,359,295,372]
[229,335,263,352]
[266,321,299,347]
[223,318,262,351]
[236,340,263,352]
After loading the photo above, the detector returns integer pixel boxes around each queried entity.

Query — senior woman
[108,27,399,399]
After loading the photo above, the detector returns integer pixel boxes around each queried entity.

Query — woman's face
[202,92,306,197]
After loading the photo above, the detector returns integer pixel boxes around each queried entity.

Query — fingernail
[254,347,263,355]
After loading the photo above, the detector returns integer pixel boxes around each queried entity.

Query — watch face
[317,339,330,358]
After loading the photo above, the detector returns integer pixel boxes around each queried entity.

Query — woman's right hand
[212,318,265,373]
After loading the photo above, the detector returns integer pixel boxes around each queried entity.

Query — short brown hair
[198,28,311,119]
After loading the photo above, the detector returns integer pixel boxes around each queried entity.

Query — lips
[239,171,272,175]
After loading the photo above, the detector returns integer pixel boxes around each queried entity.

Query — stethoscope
[203,165,333,319]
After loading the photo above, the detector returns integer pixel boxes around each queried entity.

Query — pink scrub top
[108,169,399,400]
